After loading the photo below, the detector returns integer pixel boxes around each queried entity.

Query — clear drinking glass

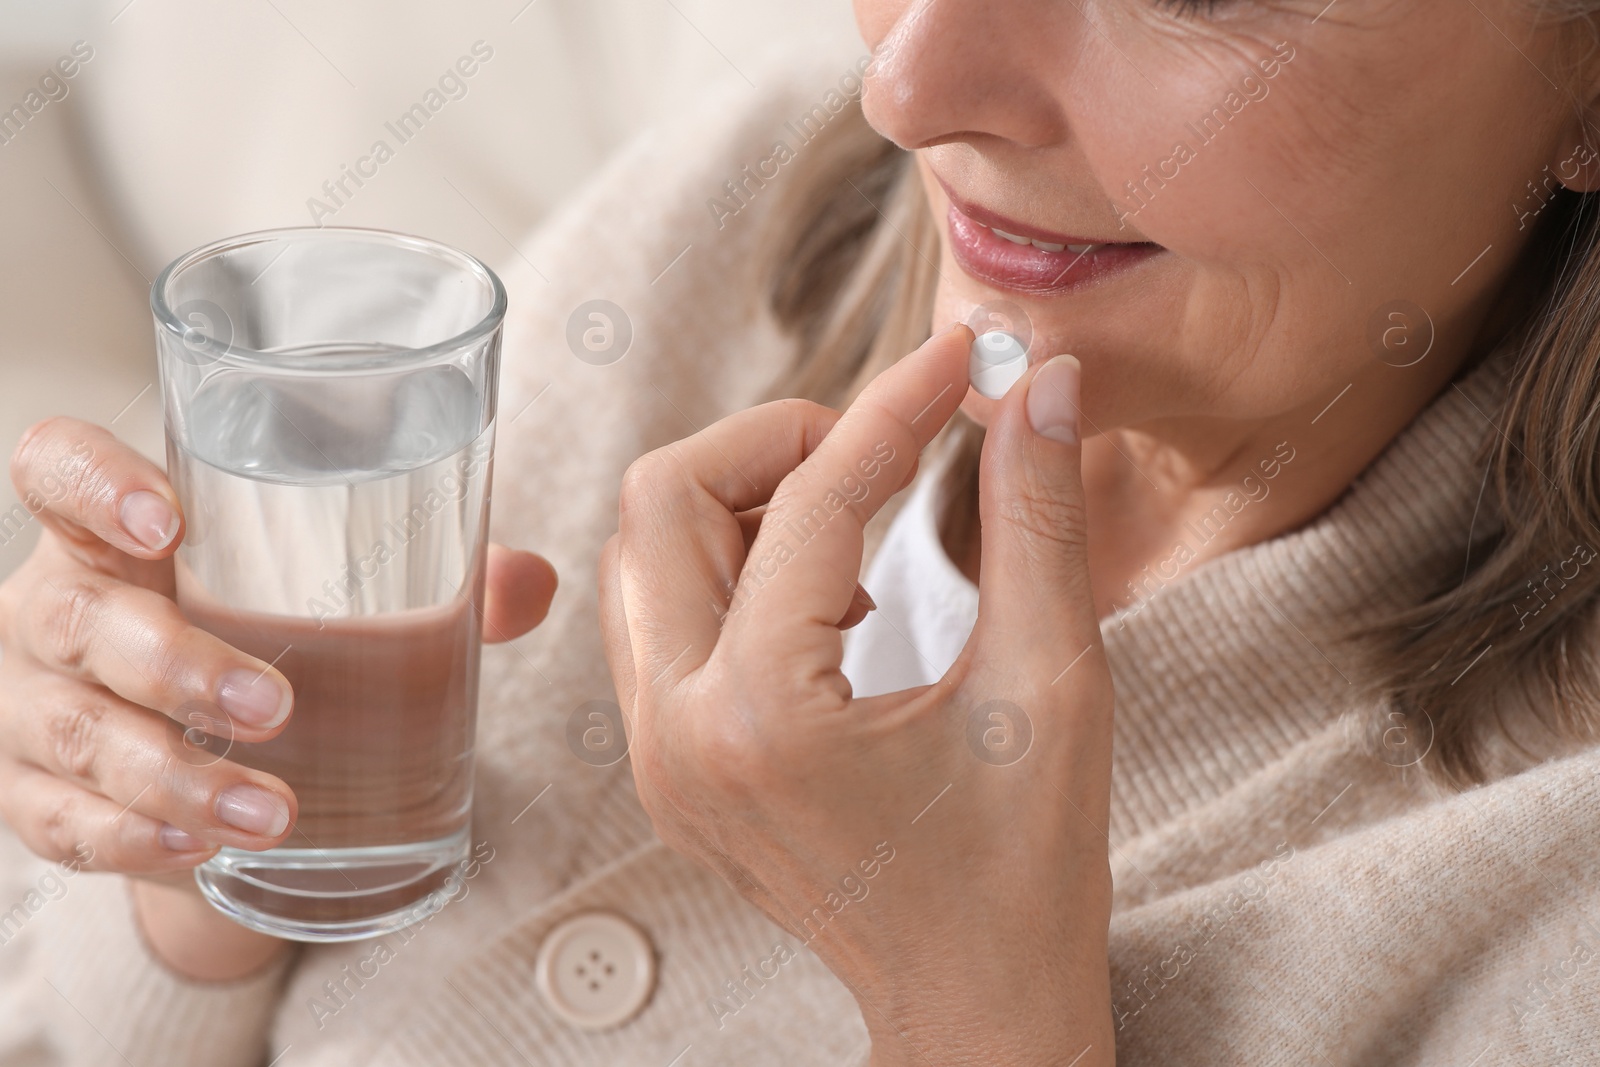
[152,227,506,942]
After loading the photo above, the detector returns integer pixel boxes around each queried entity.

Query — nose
[860,0,1072,152]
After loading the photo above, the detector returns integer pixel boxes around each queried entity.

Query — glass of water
[152,227,506,942]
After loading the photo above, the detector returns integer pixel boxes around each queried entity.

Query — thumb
[967,354,1100,680]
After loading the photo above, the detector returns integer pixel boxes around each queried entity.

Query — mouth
[939,180,1164,295]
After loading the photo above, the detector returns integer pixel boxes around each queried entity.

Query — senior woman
[2,1,1599,1064]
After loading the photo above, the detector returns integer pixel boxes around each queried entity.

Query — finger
[898,453,922,494]
[966,354,1102,685]
[10,416,184,561]
[615,399,844,684]
[481,543,558,643]
[596,534,639,726]
[737,507,875,628]
[839,584,877,630]
[13,569,294,740]
[724,424,920,550]
[0,757,217,875]
[0,670,296,850]
[735,507,764,553]
[725,323,970,655]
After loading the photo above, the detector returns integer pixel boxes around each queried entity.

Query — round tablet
[969,330,1029,399]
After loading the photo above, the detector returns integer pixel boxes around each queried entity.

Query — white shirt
[840,460,979,698]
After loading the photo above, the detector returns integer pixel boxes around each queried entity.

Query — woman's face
[857,0,1598,431]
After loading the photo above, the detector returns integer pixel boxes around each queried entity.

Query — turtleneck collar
[1097,349,1512,840]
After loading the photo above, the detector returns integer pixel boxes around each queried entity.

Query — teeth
[988,226,1101,255]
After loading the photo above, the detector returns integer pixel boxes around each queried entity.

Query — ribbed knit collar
[1096,351,1512,842]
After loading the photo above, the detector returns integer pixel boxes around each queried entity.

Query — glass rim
[150,225,508,372]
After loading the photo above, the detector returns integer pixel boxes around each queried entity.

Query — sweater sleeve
[19,872,292,1067]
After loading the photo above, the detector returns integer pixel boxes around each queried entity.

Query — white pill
[968,330,1029,399]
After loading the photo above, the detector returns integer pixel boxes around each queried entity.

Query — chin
[934,282,1049,430]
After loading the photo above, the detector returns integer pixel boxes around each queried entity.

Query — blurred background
[0,0,860,576]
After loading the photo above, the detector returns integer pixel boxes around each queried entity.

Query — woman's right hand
[0,416,301,882]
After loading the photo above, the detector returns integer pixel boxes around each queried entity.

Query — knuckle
[619,451,703,535]
[152,752,192,798]
[90,828,145,872]
[854,394,911,438]
[38,793,90,865]
[140,623,192,699]
[11,416,98,512]
[46,697,106,781]
[35,573,112,673]
[769,396,830,426]
[63,449,117,513]
[9,415,67,492]
[997,490,1089,553]
[765,478,804,514]
[619,452,675,508]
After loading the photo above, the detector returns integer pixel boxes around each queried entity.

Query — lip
[937,179,1163,295]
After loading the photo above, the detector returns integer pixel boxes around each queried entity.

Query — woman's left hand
[598,324,1115,1067]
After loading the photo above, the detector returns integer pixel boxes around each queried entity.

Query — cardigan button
[534,910,658,1030]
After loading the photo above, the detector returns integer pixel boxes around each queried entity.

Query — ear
[1550,110,1600,193]
[1554,59,1600,193]
[1550,134,1600,194]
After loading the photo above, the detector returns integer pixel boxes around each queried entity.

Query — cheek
[1073,31,1350,354]
[925,30,1324,426]
[1085,9,1550,349]
[921,4,1573,431]
[853,0,903,52]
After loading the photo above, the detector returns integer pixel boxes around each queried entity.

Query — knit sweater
[2,57,1598,1067]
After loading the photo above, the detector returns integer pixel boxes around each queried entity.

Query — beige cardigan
[3,60,1599,1067]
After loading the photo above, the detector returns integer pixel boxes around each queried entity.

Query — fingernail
[217,669,292,729]
[1026,354,1081,445]
[158,824,209,852]
[854,585,878,612]
[119,490,179,551]
[215,784,290,836]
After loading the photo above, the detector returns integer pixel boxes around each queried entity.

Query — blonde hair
[758,95,1600,786]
